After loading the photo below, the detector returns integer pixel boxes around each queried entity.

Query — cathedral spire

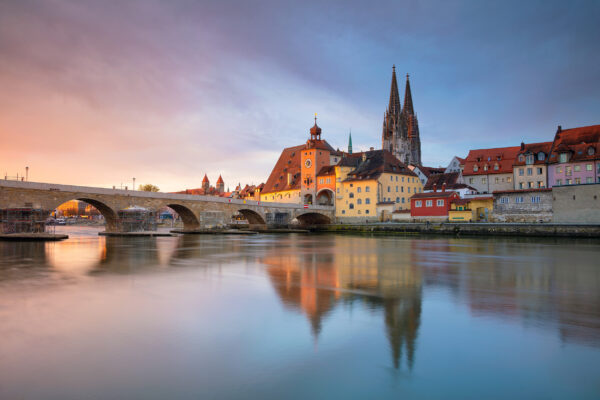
[348,130,353,154]
[388,65,401,115]
[403,73,414,115]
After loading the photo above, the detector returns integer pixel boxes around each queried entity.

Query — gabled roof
[548,124,600,164]
[463,146,521,175]
[514,142,553,166]
[261,144,305,194]
[344,150,417,182]
[424,172,460,190]
[411,190,458,199]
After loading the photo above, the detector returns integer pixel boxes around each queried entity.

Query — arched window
[349,203,354,209]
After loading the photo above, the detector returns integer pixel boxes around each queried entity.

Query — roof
[548,124,600,164]
[344,150,417,182]
[202,174,209,183]
[411,191,458,199]
[317,165,336,176]
[514,142,553,166]
[305,139,335,151]
[337,153,364,168]
[451,198,470,205]
[261,144,305,194]
[424,172,460,190]
[463,146,521,176]
[216,175,224,184]
[420,166,445,177]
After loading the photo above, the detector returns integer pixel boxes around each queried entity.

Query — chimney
[520,142,525,151]
[433,183,437,192]
[442,183,446,192]
[556,125,562,137]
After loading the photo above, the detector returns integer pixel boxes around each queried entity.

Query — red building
[410,186,459,219]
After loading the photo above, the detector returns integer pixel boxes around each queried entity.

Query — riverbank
[320,222,600,238]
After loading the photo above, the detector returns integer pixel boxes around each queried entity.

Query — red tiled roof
[261,144,305,194]
[424,172,460,190]
[202,174,209,183]
[548,124,600,164]
[420,166,445,177]
[317,165,336,176]
[463,146,521,176]
[344,150,417,182]
[514,142,553,166]
[410,190,458,199]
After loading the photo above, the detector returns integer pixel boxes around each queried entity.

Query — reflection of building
[263,235,422,369]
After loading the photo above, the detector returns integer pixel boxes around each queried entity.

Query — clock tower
[301,115,332,205]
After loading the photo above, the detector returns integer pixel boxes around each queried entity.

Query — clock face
[304,159,312,168]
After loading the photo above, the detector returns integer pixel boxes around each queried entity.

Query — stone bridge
[0,180,334,232]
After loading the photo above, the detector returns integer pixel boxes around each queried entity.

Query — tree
[139,184,160,192]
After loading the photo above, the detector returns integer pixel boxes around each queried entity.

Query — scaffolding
[0,208,47,234]
[117,206,157,232]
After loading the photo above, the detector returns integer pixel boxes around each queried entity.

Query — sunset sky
[1,0,599,192]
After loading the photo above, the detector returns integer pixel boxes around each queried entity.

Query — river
[1,227,599,399]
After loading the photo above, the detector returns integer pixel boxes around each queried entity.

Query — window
[519,182,524,189]
[342,210,345,214]
[556,179,562,185]
[426,200,433,207]
[539,181,545,188]
[365,198,370,204]
[526,154,534,164]
[469,178,474,184]
[437,199,444,206]
[337,188,340,193]
[349,193,354,198]
[350,183,353,187]
[473,165,479,172]
[494,163,499,170]
[527,182,533,188]
[527,168,533,176]
[357,187,361,193]
[358,210,361,215]
[408,187,411,193]
[519,168,524,176]
[326,178,331,184]
[357,199,362,204]
[518,155,525,162]
[566,179,572,185]
[482,178,487,184]
[319,178,324,184]
[565,166,572,176]
[349,203,354,209]
[538,152,545,161]
[495,177,499,184]
[387,186,391,192]
[366,210,370,214]
[586,164,593,171]
[396,186,398,192]
[402,177,405,182]
[415,200,422,207]
[515,196,524,204]
[556,166,562,174]
[537,167,543,175]
[499,197,509,204]
[559,153,568,163]
[402,198,405,203]
[395,176,398,182]
[365,186,370,192]
[574,165,581,172]
[401,186,404,192]
[396,197,400,203]
[531,196,540,203]
[587,177,593,184]
[575,178,581,184]
[484,165,488,171]
[507,177,512,183]
[588,147,596,156]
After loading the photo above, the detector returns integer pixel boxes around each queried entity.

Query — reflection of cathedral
[263,235,422,369]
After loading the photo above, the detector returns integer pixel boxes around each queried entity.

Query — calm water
[1,227,599,399]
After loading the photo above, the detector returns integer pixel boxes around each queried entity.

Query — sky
[1,0,599,192]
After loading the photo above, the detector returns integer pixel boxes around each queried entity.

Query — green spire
[348,130,353,154]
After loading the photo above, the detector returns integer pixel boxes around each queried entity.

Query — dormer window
[518,155,524,162]
[497,156,501,161]
[588,146,595,156]
[473,165,479,172]
[526,154,534,165]
[538,152,545,161]
[559,153,568,163]
[487,156,491,161]
[493,163,499,170]
[483,164,488,171]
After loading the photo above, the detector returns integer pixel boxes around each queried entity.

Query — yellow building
[336,150,422,221]
[448,196,494,222]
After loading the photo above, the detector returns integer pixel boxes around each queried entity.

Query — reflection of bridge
[0,180,334,232]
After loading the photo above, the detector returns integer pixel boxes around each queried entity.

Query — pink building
[547,125,600,187]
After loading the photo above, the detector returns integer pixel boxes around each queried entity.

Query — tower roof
[310,114,322,138]
[403,73,414,115]
[216,175,224,184]
[388,65,401,115]
[348,130,353,154]
[202,174,209,183]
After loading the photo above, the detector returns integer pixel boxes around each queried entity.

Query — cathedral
[382,66,422,166]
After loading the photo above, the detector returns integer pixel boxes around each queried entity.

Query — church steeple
[348,130,353,154]
[388,65,401,115]
[403,73,414,116]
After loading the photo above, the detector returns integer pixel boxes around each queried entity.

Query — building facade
[410,189,459,220]
[547,125,600,187]
[463,146,520,194]
[492,189,553,223]
[382,66,422,166]
[513,142,552,190]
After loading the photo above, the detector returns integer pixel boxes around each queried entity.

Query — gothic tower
[381,67,422,165]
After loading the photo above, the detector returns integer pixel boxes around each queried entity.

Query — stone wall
[492,190,553,222]
[553,184,600,224]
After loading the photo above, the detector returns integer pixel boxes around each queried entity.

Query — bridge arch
[54,198,119,231]
[237,209,267,229]
[295,212,332,227]
[166,204,200,230]
[316,189,335,206]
